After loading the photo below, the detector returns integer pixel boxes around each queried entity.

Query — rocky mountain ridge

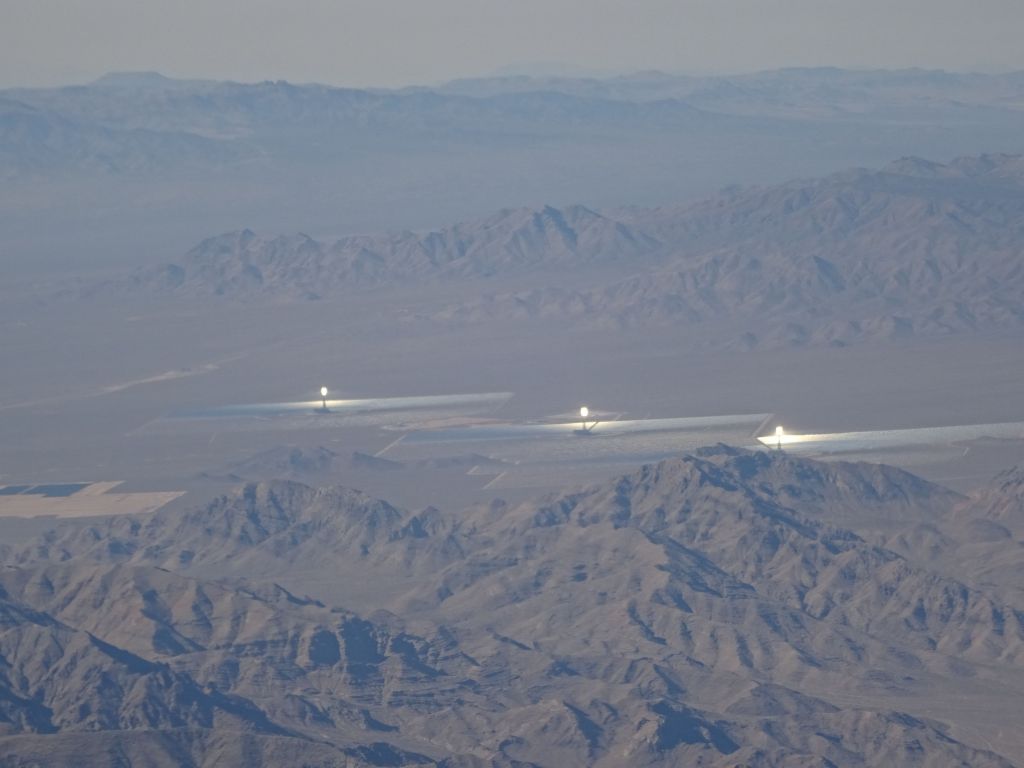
[120,204,659,299]
[110,153,1024,348]
[6,448,1024,764]
[439,154,1024,346]
[0,584,321,763]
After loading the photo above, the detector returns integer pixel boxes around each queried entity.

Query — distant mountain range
[0,96,256,176]
[7,67,1024,274]
[110,153,1024,348]
[5,447,1024,764]
[117,203,659,298]
[8,67,1024,160]
[434,67,1024,118]
[484,152,1024,346]
[5,67,1024,183]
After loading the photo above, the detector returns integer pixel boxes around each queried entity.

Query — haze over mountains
[5,449,1024,765]
[111,153,1024,348]
[6,68,1024,178]
[434,68,1024,117]
[5,67,1024,275]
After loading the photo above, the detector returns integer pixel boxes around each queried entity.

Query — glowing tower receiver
[775,425,785,449]
[320,386,329,412]
[575,405,601,435]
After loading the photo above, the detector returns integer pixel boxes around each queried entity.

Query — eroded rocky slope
[5,448,1024,765]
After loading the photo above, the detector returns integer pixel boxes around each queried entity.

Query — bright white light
[320,386,328,398]
[580,406,589,419]
[775,425,784,437]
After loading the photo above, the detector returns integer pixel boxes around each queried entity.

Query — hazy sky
[3,0,1024,88]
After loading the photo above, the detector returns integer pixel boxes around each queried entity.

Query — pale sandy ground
[0,482,183,519]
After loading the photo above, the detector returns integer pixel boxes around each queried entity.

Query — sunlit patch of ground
[0,481,183,518]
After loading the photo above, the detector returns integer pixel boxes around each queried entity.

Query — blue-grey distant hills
[115,154,1024,348]
[124,203,660,297]
[8,67,1024,161]
[5,68,1024,274]
[0,96,256,175]
[435,67,1024,118]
